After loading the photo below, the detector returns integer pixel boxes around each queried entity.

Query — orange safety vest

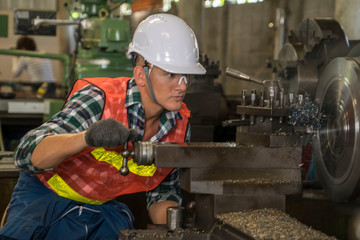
[36,77,190,205]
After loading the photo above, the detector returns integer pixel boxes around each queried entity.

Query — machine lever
[120,142,130,176]
[226,67,265,85]
[222,119,250,127]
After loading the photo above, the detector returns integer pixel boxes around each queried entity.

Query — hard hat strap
[143,65,159,105]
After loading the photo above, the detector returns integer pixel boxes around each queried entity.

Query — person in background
[13,36,56,97]
[0,13,205,239]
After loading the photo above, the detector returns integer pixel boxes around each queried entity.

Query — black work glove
[85,118,138,148]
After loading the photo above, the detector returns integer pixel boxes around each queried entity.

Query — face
[149,66,189,111]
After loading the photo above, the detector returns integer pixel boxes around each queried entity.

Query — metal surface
[313,57,360,202]
[167,206,184,231]
[134,142,301,169]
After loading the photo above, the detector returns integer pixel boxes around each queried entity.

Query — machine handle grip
[120,142,130,176]
[225,67,264,85]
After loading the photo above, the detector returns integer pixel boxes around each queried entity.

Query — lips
[173,96,183,101]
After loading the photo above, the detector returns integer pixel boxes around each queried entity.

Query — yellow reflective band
[47,173,107,205]
[127,159,157,177]
[91,147,123,170]
[91,147,157,177]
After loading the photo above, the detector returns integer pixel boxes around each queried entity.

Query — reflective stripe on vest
[91,147,157,177]
[48,147,158,205]
[48,173,106,205]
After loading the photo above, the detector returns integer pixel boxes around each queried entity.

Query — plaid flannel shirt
[14,78,190,208]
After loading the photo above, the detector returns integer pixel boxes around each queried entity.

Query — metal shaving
[288,97,322,133]
[216,208,337,240]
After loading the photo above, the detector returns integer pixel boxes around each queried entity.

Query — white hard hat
[128,13,206,75]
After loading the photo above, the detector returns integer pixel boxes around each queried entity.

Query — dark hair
[16,36,37,51]
[130,52,138,67]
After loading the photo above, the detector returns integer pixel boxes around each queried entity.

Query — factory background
[2,0,359,97]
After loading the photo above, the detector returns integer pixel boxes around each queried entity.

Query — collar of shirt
[124,78,182,142]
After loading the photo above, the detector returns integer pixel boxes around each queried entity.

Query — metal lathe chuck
[313,56,360,202]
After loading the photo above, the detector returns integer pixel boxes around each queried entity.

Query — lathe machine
[116,18,360,240]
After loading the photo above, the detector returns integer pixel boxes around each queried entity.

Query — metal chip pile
[288,97,322,133]
[216,208,337,240]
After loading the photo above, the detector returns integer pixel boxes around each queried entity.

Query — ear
[133,66,146,87]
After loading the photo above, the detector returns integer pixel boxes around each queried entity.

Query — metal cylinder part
[133,141,154,166]
[167,206,184,231]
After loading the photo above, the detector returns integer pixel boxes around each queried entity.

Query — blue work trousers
[0,171,134,240]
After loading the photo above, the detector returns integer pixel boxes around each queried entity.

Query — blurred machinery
[0,0,133,117]
[65,0,133,81]
[28,0,134,87]
[183,55,222,142]
[273,18,360,203]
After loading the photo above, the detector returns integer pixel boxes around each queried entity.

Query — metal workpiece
[313,56,360,202]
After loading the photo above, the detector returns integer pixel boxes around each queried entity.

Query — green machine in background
[69,0,134,81]
[64,0,134,82]
[29,0,134,86]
